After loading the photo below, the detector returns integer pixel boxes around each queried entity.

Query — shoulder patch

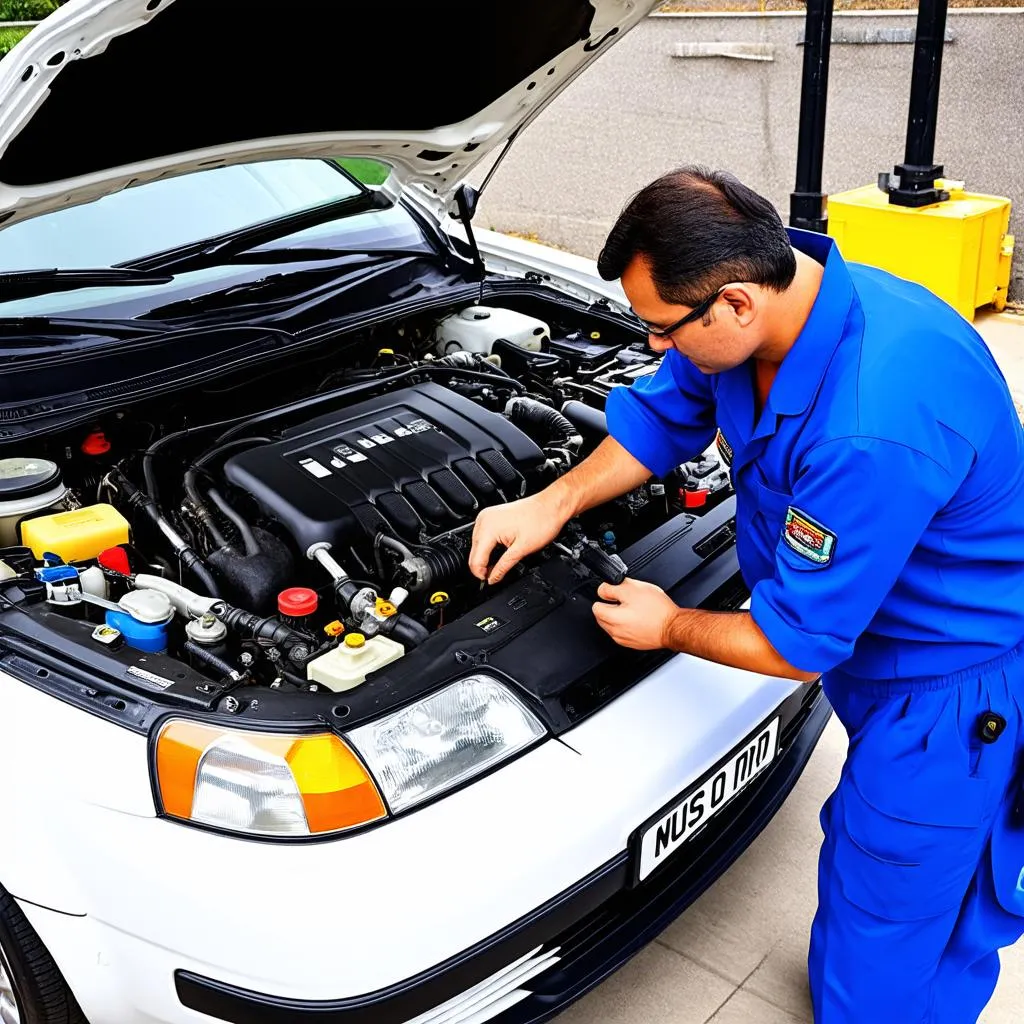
[783,507,836,565]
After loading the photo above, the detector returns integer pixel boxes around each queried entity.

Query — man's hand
[592,578,679,650]
[469,437,653,585]
[469,492,569,584]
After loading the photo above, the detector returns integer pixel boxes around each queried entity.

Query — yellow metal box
[827,182,1014,322]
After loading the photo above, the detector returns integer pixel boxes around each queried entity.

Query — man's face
[621,254,757,374]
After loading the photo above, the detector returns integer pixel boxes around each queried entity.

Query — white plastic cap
[119,589,174,624]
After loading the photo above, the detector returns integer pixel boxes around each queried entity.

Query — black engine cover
[223,382,544,552]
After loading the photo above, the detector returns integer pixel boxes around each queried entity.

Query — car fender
[475,227,631,310]
[0,670,155,915]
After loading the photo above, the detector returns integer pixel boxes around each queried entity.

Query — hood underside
[0,0,654,230]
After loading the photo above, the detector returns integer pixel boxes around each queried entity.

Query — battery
[547,331,620,370]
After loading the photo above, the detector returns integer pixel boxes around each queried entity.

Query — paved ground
[553,309,1024,1023]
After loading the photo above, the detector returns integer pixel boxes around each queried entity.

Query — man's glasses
[633,287,724,339]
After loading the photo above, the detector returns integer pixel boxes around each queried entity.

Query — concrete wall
[477,9,1024,300]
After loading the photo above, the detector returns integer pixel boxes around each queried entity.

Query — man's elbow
[791,667,823,684]
[759,631,822,683]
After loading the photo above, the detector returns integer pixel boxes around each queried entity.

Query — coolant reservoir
[306,633,405,692]
[434,305,550,356]
[0,458,66,547]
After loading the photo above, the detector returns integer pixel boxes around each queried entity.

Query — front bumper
[176,683,830,1024]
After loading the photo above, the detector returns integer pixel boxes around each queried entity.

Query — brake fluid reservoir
[0,458,66,547]
[306,633,405,692]
[434,306,550,356]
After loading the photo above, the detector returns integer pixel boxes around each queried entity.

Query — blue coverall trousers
[809,640,1024,1022]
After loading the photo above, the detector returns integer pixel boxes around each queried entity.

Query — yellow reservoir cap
[21,503,130,563]
[344,633,366,649]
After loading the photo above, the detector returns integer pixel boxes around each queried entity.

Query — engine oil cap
[278,587,318,618]
[91,624,123,648]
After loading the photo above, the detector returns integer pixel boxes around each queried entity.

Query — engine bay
[0,294,736,729]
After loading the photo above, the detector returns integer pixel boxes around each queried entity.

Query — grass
[336,157,390,186]
[0,26,31,58]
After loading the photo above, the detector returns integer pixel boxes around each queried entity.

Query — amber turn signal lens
[154,720,387,837]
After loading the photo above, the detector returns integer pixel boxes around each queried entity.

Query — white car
[0,2,830,1022]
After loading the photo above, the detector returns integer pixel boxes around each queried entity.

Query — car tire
[0,887,88,1024]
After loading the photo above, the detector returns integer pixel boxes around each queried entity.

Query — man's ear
[720,284,758,327]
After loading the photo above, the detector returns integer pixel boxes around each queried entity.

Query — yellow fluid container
[306,633,405,692]
[827,182,1014,322]
[20,503,130,562]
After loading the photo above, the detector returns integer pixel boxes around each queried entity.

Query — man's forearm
[545,435,653,518]
[664,608,820,682]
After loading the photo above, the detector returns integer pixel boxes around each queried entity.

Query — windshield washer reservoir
[434,305,550,356]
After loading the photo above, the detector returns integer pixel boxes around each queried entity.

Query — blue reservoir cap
[105,609,168,654]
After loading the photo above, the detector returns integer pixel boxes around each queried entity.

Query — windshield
[0,159,364,272]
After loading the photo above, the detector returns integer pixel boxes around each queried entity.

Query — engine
[223,382,545,554]
[0,299,735,707]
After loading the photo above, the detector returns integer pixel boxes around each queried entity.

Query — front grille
[402,946,562,1024]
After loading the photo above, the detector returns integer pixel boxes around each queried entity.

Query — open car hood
[0,0,656,231]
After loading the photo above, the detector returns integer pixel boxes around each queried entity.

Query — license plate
[635,716,780,883]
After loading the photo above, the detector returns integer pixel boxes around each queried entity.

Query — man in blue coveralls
[469,167,1024,1022]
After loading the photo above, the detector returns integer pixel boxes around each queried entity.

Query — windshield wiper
[215,246,432,265]
[0,268,174,302]
[122,189,394,277]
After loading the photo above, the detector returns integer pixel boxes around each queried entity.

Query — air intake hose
[504,397,583,454]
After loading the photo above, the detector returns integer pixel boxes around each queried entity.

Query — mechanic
[468,167,1024,1023]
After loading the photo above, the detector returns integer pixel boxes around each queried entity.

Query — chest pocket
[735,478,795,587]
[753,478,793,534]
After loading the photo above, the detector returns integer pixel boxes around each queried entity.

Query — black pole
[886,0,950,207]
[790,0,834,233]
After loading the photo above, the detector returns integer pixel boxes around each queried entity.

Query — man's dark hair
[597,166,797,306]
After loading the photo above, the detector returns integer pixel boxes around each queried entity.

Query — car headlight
[154,722,387,837]
[346,674,546,813]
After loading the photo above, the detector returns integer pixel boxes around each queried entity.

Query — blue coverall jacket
[607,229,1024,1022]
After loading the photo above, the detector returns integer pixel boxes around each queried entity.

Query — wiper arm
[123,190,394,277]
[218,246,432,265]
[0,268,173,302]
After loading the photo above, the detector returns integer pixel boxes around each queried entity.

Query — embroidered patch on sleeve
[783,507,836,565]
[715,428,734,467]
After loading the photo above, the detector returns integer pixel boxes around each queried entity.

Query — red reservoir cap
[278,587,318,618]
[81,431,112,456]
[98,546,132,575]
[683,489,709,509]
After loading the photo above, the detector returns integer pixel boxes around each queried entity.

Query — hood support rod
[455,184,487,305]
